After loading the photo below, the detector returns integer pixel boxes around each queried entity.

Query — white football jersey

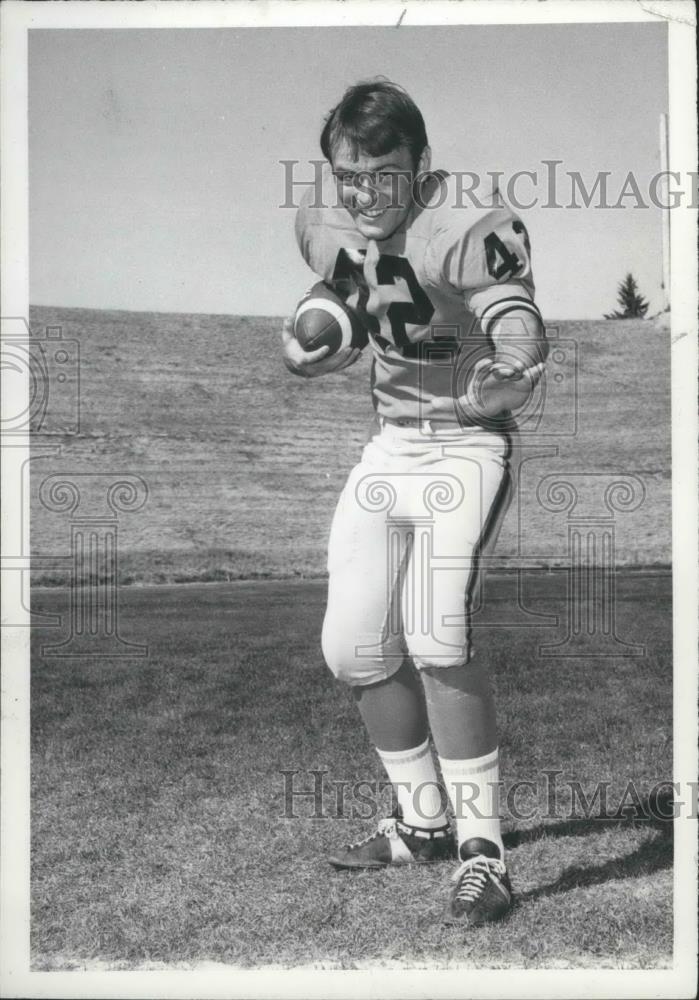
[295,166,547,424]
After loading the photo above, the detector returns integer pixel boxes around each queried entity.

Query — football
[293,281,370,374]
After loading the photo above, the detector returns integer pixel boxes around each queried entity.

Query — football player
[281,80,548,927]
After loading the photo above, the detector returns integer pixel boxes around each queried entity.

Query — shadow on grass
[504,795,673,905]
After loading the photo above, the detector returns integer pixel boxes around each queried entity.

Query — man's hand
[432,357,546,421]
[280,317,331,377]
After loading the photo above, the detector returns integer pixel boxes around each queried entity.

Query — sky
[28,22,670,319]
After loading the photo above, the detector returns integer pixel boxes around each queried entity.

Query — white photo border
[1,1,696,998]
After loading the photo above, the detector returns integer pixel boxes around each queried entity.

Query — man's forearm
[490,308,549,371]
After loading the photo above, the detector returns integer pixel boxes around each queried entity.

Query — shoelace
[452,855,507,902]
[346,817,399,850]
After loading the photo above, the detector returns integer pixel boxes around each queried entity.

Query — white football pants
[321,419,516,686]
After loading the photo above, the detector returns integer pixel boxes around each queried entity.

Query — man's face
[330,141,430,241]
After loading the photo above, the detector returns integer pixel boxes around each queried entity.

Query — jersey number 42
[331,248,434,349]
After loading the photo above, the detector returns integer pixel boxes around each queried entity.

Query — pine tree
[604,273,649,319]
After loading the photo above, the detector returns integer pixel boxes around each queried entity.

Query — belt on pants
[379,415,474,431]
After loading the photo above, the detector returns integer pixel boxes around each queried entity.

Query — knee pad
[321,618,403,688]
[412,649,473,672]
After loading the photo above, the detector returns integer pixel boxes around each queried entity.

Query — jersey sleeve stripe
[478,294,537,325]
[482,302,543,336]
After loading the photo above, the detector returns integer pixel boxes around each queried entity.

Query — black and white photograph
[1,1,697,997]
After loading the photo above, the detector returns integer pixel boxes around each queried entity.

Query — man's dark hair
[320,80,428,169]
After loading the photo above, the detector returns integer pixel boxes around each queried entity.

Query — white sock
[377,739,447,828]
[438,748,504,859]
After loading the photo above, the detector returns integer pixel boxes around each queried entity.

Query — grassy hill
[28,306,671,584]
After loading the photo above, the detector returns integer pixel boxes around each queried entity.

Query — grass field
[28,306,671,584]
[25,304,674,971]
[31,572,672,970]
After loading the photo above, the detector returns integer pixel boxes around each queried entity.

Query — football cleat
[328,810,455,869]
[444,837,513,926]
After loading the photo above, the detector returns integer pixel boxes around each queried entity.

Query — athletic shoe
[328,810,455,869]
[444,837,513,926]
